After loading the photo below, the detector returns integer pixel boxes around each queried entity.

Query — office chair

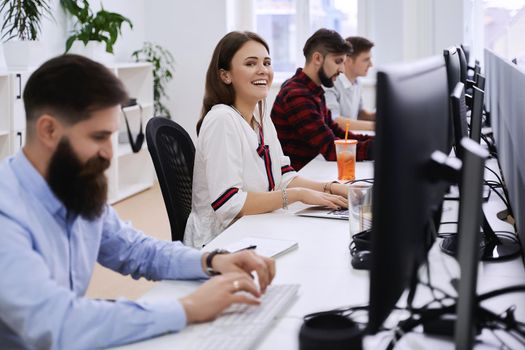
[146,117,195,242]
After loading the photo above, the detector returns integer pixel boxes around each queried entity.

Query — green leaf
[131,41,175,118]
[1,0,53,40]
[59,0,132,53]
[65,35,77,52]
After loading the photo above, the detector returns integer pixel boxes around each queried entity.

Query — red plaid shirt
[270,68,374,171]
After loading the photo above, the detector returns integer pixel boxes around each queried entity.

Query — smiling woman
[183,31,349,248]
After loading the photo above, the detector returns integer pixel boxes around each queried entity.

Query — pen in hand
[233,245,257,253]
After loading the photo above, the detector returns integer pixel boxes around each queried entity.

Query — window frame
[253,0,361,77]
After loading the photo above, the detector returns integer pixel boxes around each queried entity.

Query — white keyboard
[180,284,299,350]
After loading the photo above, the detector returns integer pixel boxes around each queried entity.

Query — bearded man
[271,28,374,171]
[0,55,275,349]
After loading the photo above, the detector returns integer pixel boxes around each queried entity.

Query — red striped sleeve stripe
[211,187,239,211]
[263,149,275,191]
[281,165,295,174]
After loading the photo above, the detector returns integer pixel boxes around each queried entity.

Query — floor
[85,182,172,300]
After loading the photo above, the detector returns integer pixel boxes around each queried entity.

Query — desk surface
[114,157,525,350]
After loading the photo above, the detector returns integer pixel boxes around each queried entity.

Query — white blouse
[184,104,298,248]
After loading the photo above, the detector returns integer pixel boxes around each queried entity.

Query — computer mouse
[351,250,371,270]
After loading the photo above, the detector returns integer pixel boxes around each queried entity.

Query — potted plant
[132,42,175,118]
[61,0,132,62]
[0,0,52,67]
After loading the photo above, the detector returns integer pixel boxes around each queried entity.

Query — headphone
[349,229,373,270]
[299,306,367,350]
[349,229,372,256]
[121,102,145,153]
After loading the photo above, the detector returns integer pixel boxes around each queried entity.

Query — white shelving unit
[0,73,11,161]
[0,70,27,162]
[107,62,155,204]
[0,62,156,205]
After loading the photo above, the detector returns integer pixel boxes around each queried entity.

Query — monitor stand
[440,216,521,261]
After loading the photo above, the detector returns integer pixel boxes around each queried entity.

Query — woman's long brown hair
[197,31,270,135]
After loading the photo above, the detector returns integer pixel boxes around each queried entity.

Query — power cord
[344,178,374,185]
[384,285,525,348]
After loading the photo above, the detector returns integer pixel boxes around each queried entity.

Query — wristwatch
[205,249,230,276]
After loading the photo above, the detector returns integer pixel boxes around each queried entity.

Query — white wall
[144,0,229,141]
[361,0,472,66]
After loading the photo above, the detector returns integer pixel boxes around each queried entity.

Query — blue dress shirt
[0,151,207,349]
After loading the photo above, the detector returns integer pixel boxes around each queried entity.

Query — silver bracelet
[282,189,289,210]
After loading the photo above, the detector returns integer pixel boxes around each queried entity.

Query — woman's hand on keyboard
[211,250,276,293]
[292,188,348,209]
[180,272,260,324]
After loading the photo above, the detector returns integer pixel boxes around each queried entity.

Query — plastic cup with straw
[334,121,357,181]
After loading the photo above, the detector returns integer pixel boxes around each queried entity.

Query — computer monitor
[450,82,469,160]
[461,44,471,65]
[454,138,489,350]
[457,46,468,85]
[484,49,525,254]
[441,81,521,260]
[367,55,450,333]
[469,85,484,143]
[475,73,486,91]
[474,63,481,76]
[444,47,462,151]
[444,47,461,95]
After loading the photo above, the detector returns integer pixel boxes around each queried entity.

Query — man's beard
[47,138,110,220]
[319,64,336,88]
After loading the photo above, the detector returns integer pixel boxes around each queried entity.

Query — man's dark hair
[346,36,374,58]
[303,28,353,62]
[23,54,129,130]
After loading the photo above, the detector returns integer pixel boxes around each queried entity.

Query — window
[255,0,358,74]
[484,0,525,62]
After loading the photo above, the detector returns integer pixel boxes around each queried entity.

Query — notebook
[223,237,298,258]
[294,206,349,220]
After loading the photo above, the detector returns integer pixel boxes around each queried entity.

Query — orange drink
[334,139,357,181]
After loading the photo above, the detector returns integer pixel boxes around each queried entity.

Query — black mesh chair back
[146,117,195,242]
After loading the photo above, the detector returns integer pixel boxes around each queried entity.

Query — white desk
[114,157,525,349]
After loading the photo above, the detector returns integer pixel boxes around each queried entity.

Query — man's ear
[219,69,232,84]
[312,52,323,67]
[35,114,63,149]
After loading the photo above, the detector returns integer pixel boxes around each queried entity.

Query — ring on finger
[233,280,240,292]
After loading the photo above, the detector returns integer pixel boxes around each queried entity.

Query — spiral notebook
[223,237,298,258]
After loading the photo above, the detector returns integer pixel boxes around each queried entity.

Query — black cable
[440,221,458,225]
[437,221,459,238]
[505,329,525,347]
[345,178,374,185]
[422,261,450,308]
[487,327,513,349]
[494,231,520,243]
[489,155,517,227]
[484,180,503,188]
[385,285,525,348]
[484,165,504,185]
[437,233,457,238]
[485,182,511,209]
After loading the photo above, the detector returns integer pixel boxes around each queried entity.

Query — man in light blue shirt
[0,55,275,349]
[324,36,376,131]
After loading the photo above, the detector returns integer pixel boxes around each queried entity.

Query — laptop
[295,206,350,220]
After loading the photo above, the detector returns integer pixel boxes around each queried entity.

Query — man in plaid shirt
[271,28,374,171]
